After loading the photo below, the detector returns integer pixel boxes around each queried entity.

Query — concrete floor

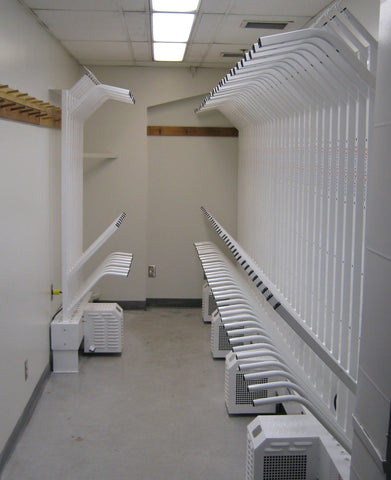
[2,308,251,480]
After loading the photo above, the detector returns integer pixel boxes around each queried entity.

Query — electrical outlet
[24,359,28,381]
[148,265,156,278]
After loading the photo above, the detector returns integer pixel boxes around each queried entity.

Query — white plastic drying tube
[70,212,126,275]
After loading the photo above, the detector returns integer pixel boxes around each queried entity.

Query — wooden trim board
[147,126,238,137]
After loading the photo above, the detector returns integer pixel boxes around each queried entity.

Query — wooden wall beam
[147,126,238,137]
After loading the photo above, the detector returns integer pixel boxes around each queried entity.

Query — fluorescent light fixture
[152,0,199,12]
[153,42,186,61]
[152,13,195,42]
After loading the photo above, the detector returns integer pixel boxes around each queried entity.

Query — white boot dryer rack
[51,72,135,373]
[195,6,376,457]
[195,232,351,454]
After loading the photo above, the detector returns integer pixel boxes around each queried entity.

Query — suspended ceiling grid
[21,0,333,67]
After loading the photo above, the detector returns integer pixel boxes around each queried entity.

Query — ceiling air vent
[221,52,244,58]
[242,21,290,30]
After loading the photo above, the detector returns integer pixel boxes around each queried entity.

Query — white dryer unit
[202,281,216,323]
[82,303,123,353]
[246,415,350,480]
[225,351,279,414]
[210,309,232,358]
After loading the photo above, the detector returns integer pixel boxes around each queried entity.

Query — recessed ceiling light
[152,0,200,12]
[152,13,195,42]
[153,42,187,61]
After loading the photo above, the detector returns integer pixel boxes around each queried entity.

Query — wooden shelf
[0,85,61,129]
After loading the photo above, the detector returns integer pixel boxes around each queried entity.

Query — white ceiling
[21,0,333,67]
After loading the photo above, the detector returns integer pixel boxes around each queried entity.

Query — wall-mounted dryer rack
[195,7,377,454]
[51,72,135,373]
[195,239,352,453]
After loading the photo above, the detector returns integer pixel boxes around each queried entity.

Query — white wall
[83,67,237,302]
[0,0,79,458]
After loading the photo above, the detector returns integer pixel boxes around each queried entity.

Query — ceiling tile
[202,43,244,65]
[36,10,128,41]
[26,0,112,9]
[184,43,209,63]
[124,12,150,42]
[25,0,146,11]
[199,0,232,14]
[62,41,132,63]
[132,42,153,62]
[118,0,148,11]
[228,0,332,16]
[213,14,311,44]
[191,14,222,43]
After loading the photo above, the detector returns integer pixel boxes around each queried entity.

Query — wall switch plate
[148,265,156,278]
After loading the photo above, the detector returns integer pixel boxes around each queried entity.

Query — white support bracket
[51,293,91,373]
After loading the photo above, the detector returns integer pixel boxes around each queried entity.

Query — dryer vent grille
[263,455,307,480]
[236,373,267,405]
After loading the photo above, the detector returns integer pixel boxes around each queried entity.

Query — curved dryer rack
[195,7,377,455]
[195,239,352,453]
[51,74,135,373]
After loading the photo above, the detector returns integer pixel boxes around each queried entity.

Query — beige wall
[0,0,79,457]
[84,67,238,302]
[345,0,379,39]
[351,1,390,477]
[147,95,237,298]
